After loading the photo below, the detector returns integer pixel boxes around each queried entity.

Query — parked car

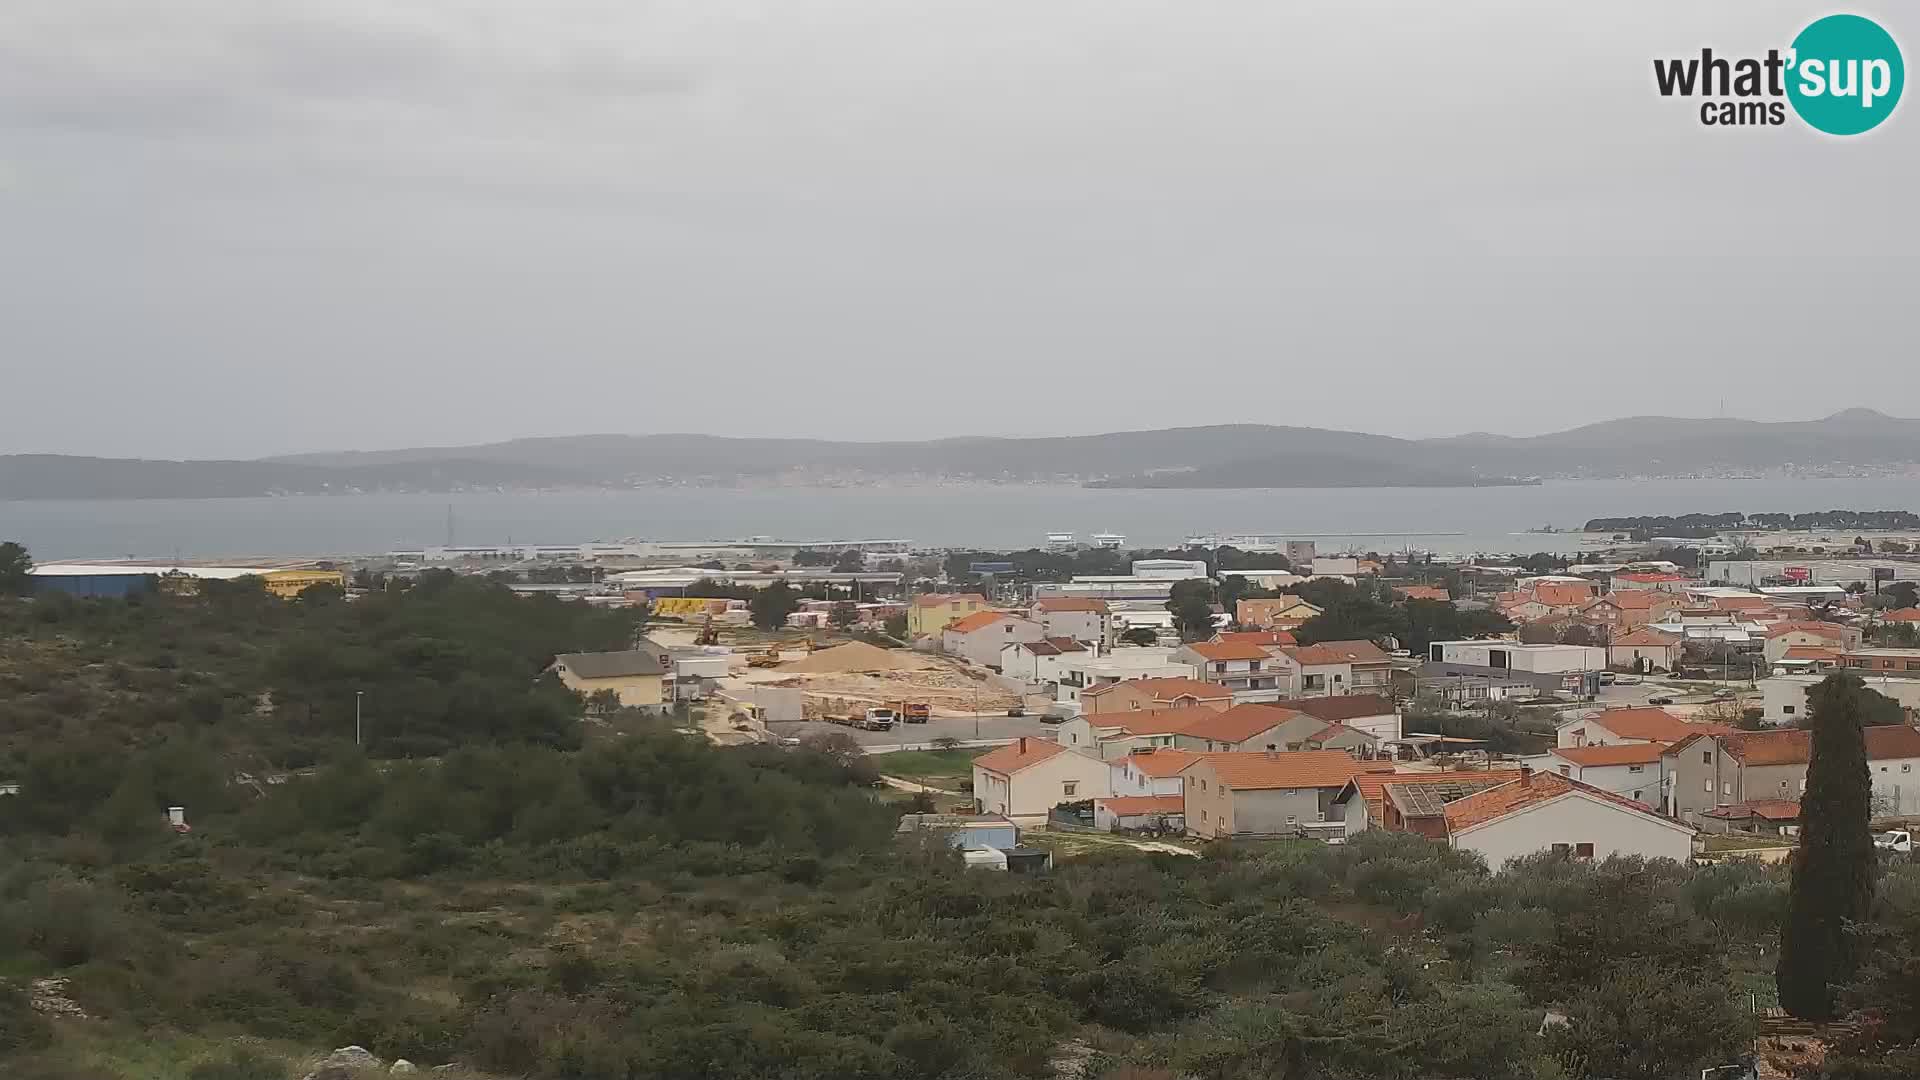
[1648,696,1674,705]
[1598,672,1616,685]
[1039,714,1067,725]
[1005,705,1026,717]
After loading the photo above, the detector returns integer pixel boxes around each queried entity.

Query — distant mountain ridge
[5,409,1918,499]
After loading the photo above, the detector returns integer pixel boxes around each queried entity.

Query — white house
[1054,706,1214,760]
[1273,641,1394,697]
[1053,647,1198,704]
[1762,621,1864,664]
[999,637,1087,684]
[1288,694,1403,742]
[1440,769,1695,866]
[1430,640,1607,674]
[1107,747,1202,797]
[1029,598,1113,647]
[1556,707,1720,749]
[971,738,1112,817]
[942,612,1046,668]
[1173,641,1284,703]
[1536,744,1667,808]
[1607,629,1682,673]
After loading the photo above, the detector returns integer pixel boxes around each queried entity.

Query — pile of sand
[779,641,930,674]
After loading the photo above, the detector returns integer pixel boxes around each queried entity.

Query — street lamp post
[355,690,364,747]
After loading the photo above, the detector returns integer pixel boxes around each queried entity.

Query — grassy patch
[873,749,977,784]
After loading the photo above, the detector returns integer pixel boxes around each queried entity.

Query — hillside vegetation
[3,585,1920,1079]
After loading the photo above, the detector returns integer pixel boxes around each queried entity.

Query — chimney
[1018,737,1028,754]
[1265,750,1279,760]
[1519,765,1532,787]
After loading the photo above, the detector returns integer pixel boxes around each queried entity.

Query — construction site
[648,625,1023,721]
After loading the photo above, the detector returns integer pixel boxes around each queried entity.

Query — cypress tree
[1775,672,1878,1020]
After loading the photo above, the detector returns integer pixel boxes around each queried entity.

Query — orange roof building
[1334,768,1523,828]
[1094,795,1185,818]
[1184,750,1387,839]
[1558,707,1730,747]
[1032,597,1110,613]
[1549,742,1669,767]
[1183,640,1274,663]
[1175,703,1308,749]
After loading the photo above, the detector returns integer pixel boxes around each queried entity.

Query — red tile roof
[1711,595,1775,612]
[1882,607,1920,623]
[1178,703,1303,744]
[1103,706,1220,738]
[1020,637,1087,657]
[1442,770,1682,833]
[1781,646,1840,661]
[1764,621,1852,639]
[1286,694,1397,722]
[1033,597,1110,613]
[1341,769,1522,823]
[1185,640,1274,662]
[1095,795,1185,816]
[1551,742,1669,767]
[1702,725,1920,766]
[1083,677,1232,702]
[1189,750,1382,791]
[1598,591,1665,610]
[972,737,1068,775]
[1532,584,1595,607]
[1285,641,1391,666]
[1578,707,1726,743]
[944,611,1012,634]
[1119,748,1204,777]
[1397,586,1451,602]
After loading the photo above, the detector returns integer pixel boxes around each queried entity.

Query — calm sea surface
[4,478,1918,560]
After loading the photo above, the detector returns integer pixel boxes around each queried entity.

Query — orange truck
[896,702,931,724]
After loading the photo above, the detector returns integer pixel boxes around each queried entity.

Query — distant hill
[4,409,1919,498]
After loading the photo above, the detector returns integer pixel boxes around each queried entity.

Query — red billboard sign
[1783,566,1812,582]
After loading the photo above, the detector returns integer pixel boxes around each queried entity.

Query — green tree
[1778,673,1880,1020]
[0,541,30,596]
[749,582,801,631]
[1120,626,1159,646]
[1166,579,1215,642]
[1882,581,1919,608]
[883,612,908,640]
[1544,966,1754,1080]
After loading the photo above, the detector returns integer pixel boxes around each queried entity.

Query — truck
[1876,829,1913,854]
[828,707,896,731]
[896,702,931,724]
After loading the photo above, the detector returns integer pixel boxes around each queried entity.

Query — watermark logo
[1654,13,1903,134]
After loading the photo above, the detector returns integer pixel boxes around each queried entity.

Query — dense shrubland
[3,585,1919,1078]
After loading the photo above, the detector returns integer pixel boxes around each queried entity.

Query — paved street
[768,713,1057,749]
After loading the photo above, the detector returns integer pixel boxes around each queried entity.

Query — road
[768,713,1059,749]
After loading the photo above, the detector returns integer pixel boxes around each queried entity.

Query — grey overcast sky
[0,1,1913,458]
